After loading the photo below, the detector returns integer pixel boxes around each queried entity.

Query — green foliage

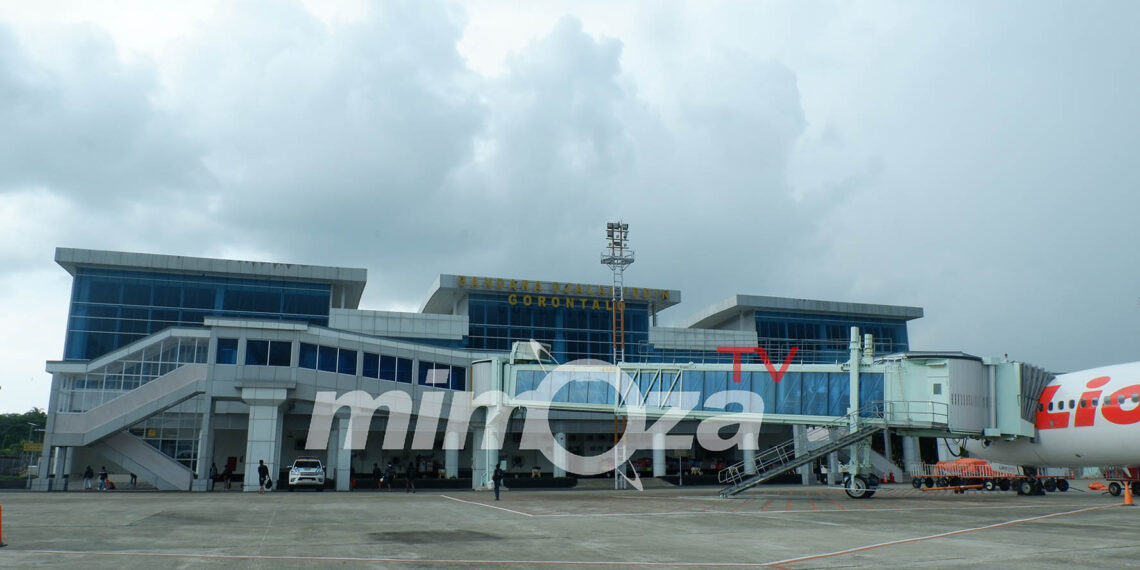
[0,408,47,456]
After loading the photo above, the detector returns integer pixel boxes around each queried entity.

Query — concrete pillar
[193,397,214,491]
[652,432,666,478]
[742,431,757,475]
[902,436,920,468]
[793,425,812,485]
[444,431,459,479]
[332,417,351,491]
[60,447,74,491]
[241,387,288,492]
[471,425,500,490]
[553,432,567,478]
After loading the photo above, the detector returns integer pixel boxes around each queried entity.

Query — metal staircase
[718,408,886,497]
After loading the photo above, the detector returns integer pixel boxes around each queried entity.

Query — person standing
[98,466,108,491]
[372,463,382,489]
[257,460,270,494]
[405,461,416,494]
[492,466,505,501]
[83,466,94,490]
[222,465,233,490]
[208,463,218,491]
[129,473,138,488]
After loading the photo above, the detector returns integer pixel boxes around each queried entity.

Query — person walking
[129,473,138,488]
[222,465,233,490]
[208,463,218,491]
[257,460,270,494]
[98,466,108,491]
[405,461,416,493]
[492,466,505,501]
[383,462,395,491]
[372,463,382,489]
[83,466,94,490]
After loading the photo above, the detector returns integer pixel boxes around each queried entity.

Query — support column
[332,416,351,491]
[652,432,665,478]
[742,431,757,475]
[241,387,288,492]
[827,429,839,486]
[553,432,567,478]
[60,447,73,491]
[793,425,812,485]
[444,431,460,479]
[902,436,920,469]
[193,397,214,491]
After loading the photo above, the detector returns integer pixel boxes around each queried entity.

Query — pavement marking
[763,504,1116,567]
[439,494,534,517]
[11,550,784,567]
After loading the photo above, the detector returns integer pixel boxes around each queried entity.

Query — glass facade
[755,312,909,364]
[514,368,885,418]
[466,294,649,363]
[64,267,331,361]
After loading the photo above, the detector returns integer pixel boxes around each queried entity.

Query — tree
[0,409,48,457]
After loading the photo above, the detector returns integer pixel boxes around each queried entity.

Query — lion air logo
[1036,376,1140,429]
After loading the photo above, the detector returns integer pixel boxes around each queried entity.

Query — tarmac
[0,481,1136,568]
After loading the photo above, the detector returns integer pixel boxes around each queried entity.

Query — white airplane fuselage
[965,361,1140,467]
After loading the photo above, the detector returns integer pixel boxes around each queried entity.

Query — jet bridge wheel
[844,475,876,499]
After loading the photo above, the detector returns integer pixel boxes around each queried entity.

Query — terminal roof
[55,247,368,309]
[683,294,924,329]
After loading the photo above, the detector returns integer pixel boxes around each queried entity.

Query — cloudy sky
[1,0,1138,413]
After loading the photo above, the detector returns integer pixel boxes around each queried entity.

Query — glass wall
[755,312,909,364]
[467,294,650,363]
[64,267,331,361]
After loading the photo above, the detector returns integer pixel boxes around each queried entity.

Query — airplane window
[1119,395,1126,405]
[1038,403,1044,412]
[1106,396,1114,406]
[1092,398,1098,407]
[1133,394,1139,404]
[1048,402,1054,411]
[1080,399,1087,408]
[1069,399,1075,409]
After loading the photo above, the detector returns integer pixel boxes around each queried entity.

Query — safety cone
[1124,484,1134,507]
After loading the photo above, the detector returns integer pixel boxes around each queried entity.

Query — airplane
[962,361,1140,490]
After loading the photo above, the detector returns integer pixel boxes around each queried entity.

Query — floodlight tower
[601,221,634,364]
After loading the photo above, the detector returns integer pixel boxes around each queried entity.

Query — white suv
[288,457,325,491]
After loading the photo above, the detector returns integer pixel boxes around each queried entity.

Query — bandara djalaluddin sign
[457,275,671,311]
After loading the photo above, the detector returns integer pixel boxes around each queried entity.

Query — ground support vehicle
[907,458,1071,495]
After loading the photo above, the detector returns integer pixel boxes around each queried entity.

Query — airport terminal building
[38,247,943,492]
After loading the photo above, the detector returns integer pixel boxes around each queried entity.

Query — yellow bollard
[1124,483,1135,507]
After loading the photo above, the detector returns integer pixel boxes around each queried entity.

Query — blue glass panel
[829,373,850,416]
[775,373,802,414]
[299,343,318,369]
[216,338,238,365]
[859,373,885,416]
[802,372,829,416]
[396,358,412,383]
[567,380,590,403]
[379,355,396,380]
[317,345,337,372]
[245,340,269,365]
[267,341,290,366]
[362,353,379,378]
[450,366,466,391]
[515,370,541,396]
[702,371,729,411]
[338,349,357,375]
[588,378,614,405]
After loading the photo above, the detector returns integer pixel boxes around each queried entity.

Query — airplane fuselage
[966,361,1140,466]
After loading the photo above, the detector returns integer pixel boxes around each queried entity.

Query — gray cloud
[2,1,1138,412]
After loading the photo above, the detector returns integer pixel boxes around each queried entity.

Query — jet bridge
[472,330,1051,496]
